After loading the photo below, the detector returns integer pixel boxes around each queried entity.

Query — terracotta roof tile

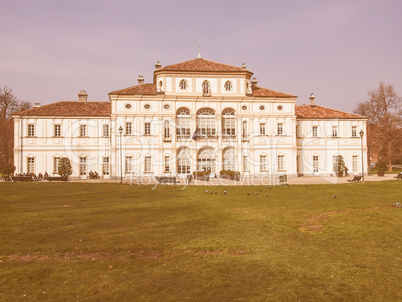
[251,86,296,97]
[295,105,366,119]
[109,83,156,95]
[156,58,249,73]
[13,101,111,117]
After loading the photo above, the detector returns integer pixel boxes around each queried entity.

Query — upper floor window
[202,80,211,96]
[352,126,357,137]
[145,122,151,135]
[125,122,132,135]
[222,108,236,137]
[196,108,216,138]
[54,124,61,137]
[28,124,35,137]
[80,125,87,137]
[158,81,163,92]
[332,126,338,137]
[260,123,266,135]
[164,120,170,140]
[103,125,110,137]
[242,121,248,139]
[179,79,187,90]
[312,126,318,137]
[176,108,191,140]
[224,81,232,91]
[277,123,283,135]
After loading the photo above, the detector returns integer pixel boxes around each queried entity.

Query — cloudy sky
[1,0,401,113]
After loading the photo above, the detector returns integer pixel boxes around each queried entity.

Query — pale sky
[1,0,401,113]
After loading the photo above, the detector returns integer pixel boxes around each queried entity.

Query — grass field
[0,182,401,301]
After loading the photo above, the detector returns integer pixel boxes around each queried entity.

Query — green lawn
[0,182,401,301]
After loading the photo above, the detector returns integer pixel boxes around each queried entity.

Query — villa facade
[12,56,368,180]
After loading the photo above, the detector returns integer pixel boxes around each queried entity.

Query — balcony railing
[222,135,237,141]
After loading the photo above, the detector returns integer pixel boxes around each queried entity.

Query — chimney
[241,63,247,69]
[155,61,161,69]
[33,103,41,108]
[309,93,316,107]
[251,77,258,87]
[137,75,144,85]
[78,90,88,102]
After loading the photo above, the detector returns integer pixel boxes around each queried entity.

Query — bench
[12,176,34,182]
[155,176,179,185]
[394,173,402,180]
[347,176,362,183]
[46,176,69,182]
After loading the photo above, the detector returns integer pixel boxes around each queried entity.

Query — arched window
[222,108,236,139]
[197,147,215,173]
[179,79,187,90]
[176,108,191,140]
[177,147,191,174]
[224,81,232,91]
[159,81,163,92]
[202,80,211,96]
[242,121,247,140]
[223,148,236,171]
[164,120,170,140]
[196,108,216,139]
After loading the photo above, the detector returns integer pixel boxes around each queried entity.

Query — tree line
[0,86,31,175]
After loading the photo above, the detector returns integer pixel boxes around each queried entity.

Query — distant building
[13,56,367,180]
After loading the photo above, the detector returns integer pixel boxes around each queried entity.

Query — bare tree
[0,86,31,119]
[354,82,402,171]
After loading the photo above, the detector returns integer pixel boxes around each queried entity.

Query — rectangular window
[125,156,132,173]
[353,155,358,172]
[312,126,318,137]
[198,118,216,137]
[27,157,35,173]
[260,123,266,135]
[277,123,283,135]
[145,156,151,172]
[54,124,61,137]
[125,122,132,135]
[278,155,284,171]
[243,155,249,171]
[260,155,267,171]
[332,126,338,137]
[145,123,151,135]
[80,157,86,175]
[313,156,319,172]
[103,125,110,137]
[223,118,236,136]
[352,126,357,137]
[80,125,87,137]
[54,157,60,174]
[165,156,170,172]
[176,117,191,140]
[28,124,35,137]
[103,157,110,175]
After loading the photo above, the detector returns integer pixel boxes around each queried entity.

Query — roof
[251,86,296,98]
[109,84,156,95]
[295,105,366,119]
[13,101,111,117]
[156,58,250,73]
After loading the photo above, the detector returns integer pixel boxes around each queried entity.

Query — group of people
[12,172,49,181]
[89,171,98,179]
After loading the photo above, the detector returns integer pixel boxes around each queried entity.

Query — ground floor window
[27,157,35,174]
[223,148,236,171]
[197,148,215,173]
[103,157,109,175]
[126,156,133,173]
[54,157,60,174]
[260,155,267,171]
[353,155,358,173]
[165,156,170,172]
[80,157,87,175]
[313,156,319,172]
[177,148,191,174]
[243,155,249,171]
[144,156,151,172]
[278,155,284,171]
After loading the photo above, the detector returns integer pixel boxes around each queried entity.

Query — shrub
[0,162,16,176]
[58,157,73,176]
[375,161,387,172]
[219,170,240,177]
[193,171,211,177]
[333,155,345,174]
